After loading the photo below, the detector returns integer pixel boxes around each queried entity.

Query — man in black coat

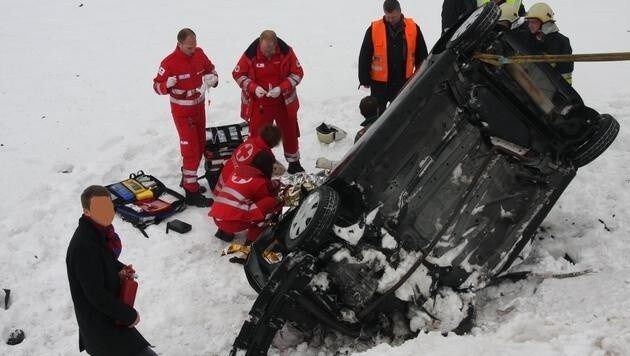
[441,0,526,34]
[441,0,477,33]
[66,185,155,356]
[358,0,428,114]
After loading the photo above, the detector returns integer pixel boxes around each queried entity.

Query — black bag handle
[128,170,145,179]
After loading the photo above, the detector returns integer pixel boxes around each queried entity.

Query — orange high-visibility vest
[370,18,418,82]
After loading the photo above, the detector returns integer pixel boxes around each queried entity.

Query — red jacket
[209,165,280,223]
[153,46,216,116]
[214,136,275,193]
[232,38,303,121]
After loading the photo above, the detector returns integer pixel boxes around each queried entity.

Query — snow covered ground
[1,1,630,355]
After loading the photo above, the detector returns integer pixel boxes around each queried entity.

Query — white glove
[266,86,281,98]
[272,162,286,176]
[203,74,218,88]
[254,86,267,98]
[166,76,177,88]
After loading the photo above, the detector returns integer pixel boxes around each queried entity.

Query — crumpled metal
[278,172,325,207]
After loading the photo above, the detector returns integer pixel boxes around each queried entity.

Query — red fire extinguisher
[116,265,138,326]
[120,265,138,306]
[119,274,138,307]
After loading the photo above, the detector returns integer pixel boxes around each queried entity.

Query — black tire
[446,3,500,54]
[572,114,619,168]
[284,186,340,253]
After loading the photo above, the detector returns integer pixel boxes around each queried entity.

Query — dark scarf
[85,215,122,259]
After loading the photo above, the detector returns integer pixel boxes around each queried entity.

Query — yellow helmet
[526,3,555,23]
[498,3,519,24]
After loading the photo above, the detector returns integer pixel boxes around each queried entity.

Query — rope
[473,52,630,66]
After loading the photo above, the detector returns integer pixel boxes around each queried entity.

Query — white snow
[2,0,630,355]
[394,264,432,302]
[332,221,365,245]
[377,250,423,293]
[381,230,398,250]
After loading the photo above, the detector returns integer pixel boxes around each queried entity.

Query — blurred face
[527,18,542,34]
[384,9,402,25]
[260,38,276,58]
[84,196,115,227]
[177,35,197,56]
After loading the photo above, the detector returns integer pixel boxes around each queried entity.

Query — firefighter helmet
[499,3,519,24]
[525,3,555,23]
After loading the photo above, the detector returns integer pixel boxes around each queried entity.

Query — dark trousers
[370,80,405,114]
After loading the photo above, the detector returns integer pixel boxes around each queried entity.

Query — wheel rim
[289,191,320,240]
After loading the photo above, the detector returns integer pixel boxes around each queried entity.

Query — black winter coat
[441,0,477,33]
[358,17,428,87]
[521,30,573,76]
[536,31,573,76]
[358,16,428,112]
[441,1,526,34]
[66,216,149,356]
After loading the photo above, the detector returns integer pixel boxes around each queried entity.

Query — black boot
[287,161,305,174]
[180,179,207,193]
[185,190,213,208]
[214,229,235,242]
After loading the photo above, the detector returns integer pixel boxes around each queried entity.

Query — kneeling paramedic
[213,124,282,194]
[209,151,283,243]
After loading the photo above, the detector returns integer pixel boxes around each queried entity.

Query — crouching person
[213,124,282,194]
[209,150,283,243]
[66,186,155,356]
[354,96,381,143]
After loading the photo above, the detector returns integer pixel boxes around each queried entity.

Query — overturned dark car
[231,4,619,355]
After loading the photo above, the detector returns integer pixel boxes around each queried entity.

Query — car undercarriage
[229,3,619,355]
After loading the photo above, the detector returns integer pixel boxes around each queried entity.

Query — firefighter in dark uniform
[525,2,573,84]
[442,0,526,34]
[358,0,428,115]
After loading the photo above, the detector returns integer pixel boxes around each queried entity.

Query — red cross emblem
[236,143,254,162]
[231,176,252,184]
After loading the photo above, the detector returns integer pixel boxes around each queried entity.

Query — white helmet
[316,123,347,144]
[498,3,519,24]
[526,3,555,23]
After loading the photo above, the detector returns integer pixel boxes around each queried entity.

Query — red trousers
[250,101,300,162]
[172,103,206,192]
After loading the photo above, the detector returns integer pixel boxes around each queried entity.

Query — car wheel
[284,186,340,253]
[571,114,619,168]
[446,3,500,54]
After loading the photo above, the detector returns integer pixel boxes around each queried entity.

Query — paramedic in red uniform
[209,151,283,243]
[213,124,282,195]
[232,30,305,174]
[153,28,216,207]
